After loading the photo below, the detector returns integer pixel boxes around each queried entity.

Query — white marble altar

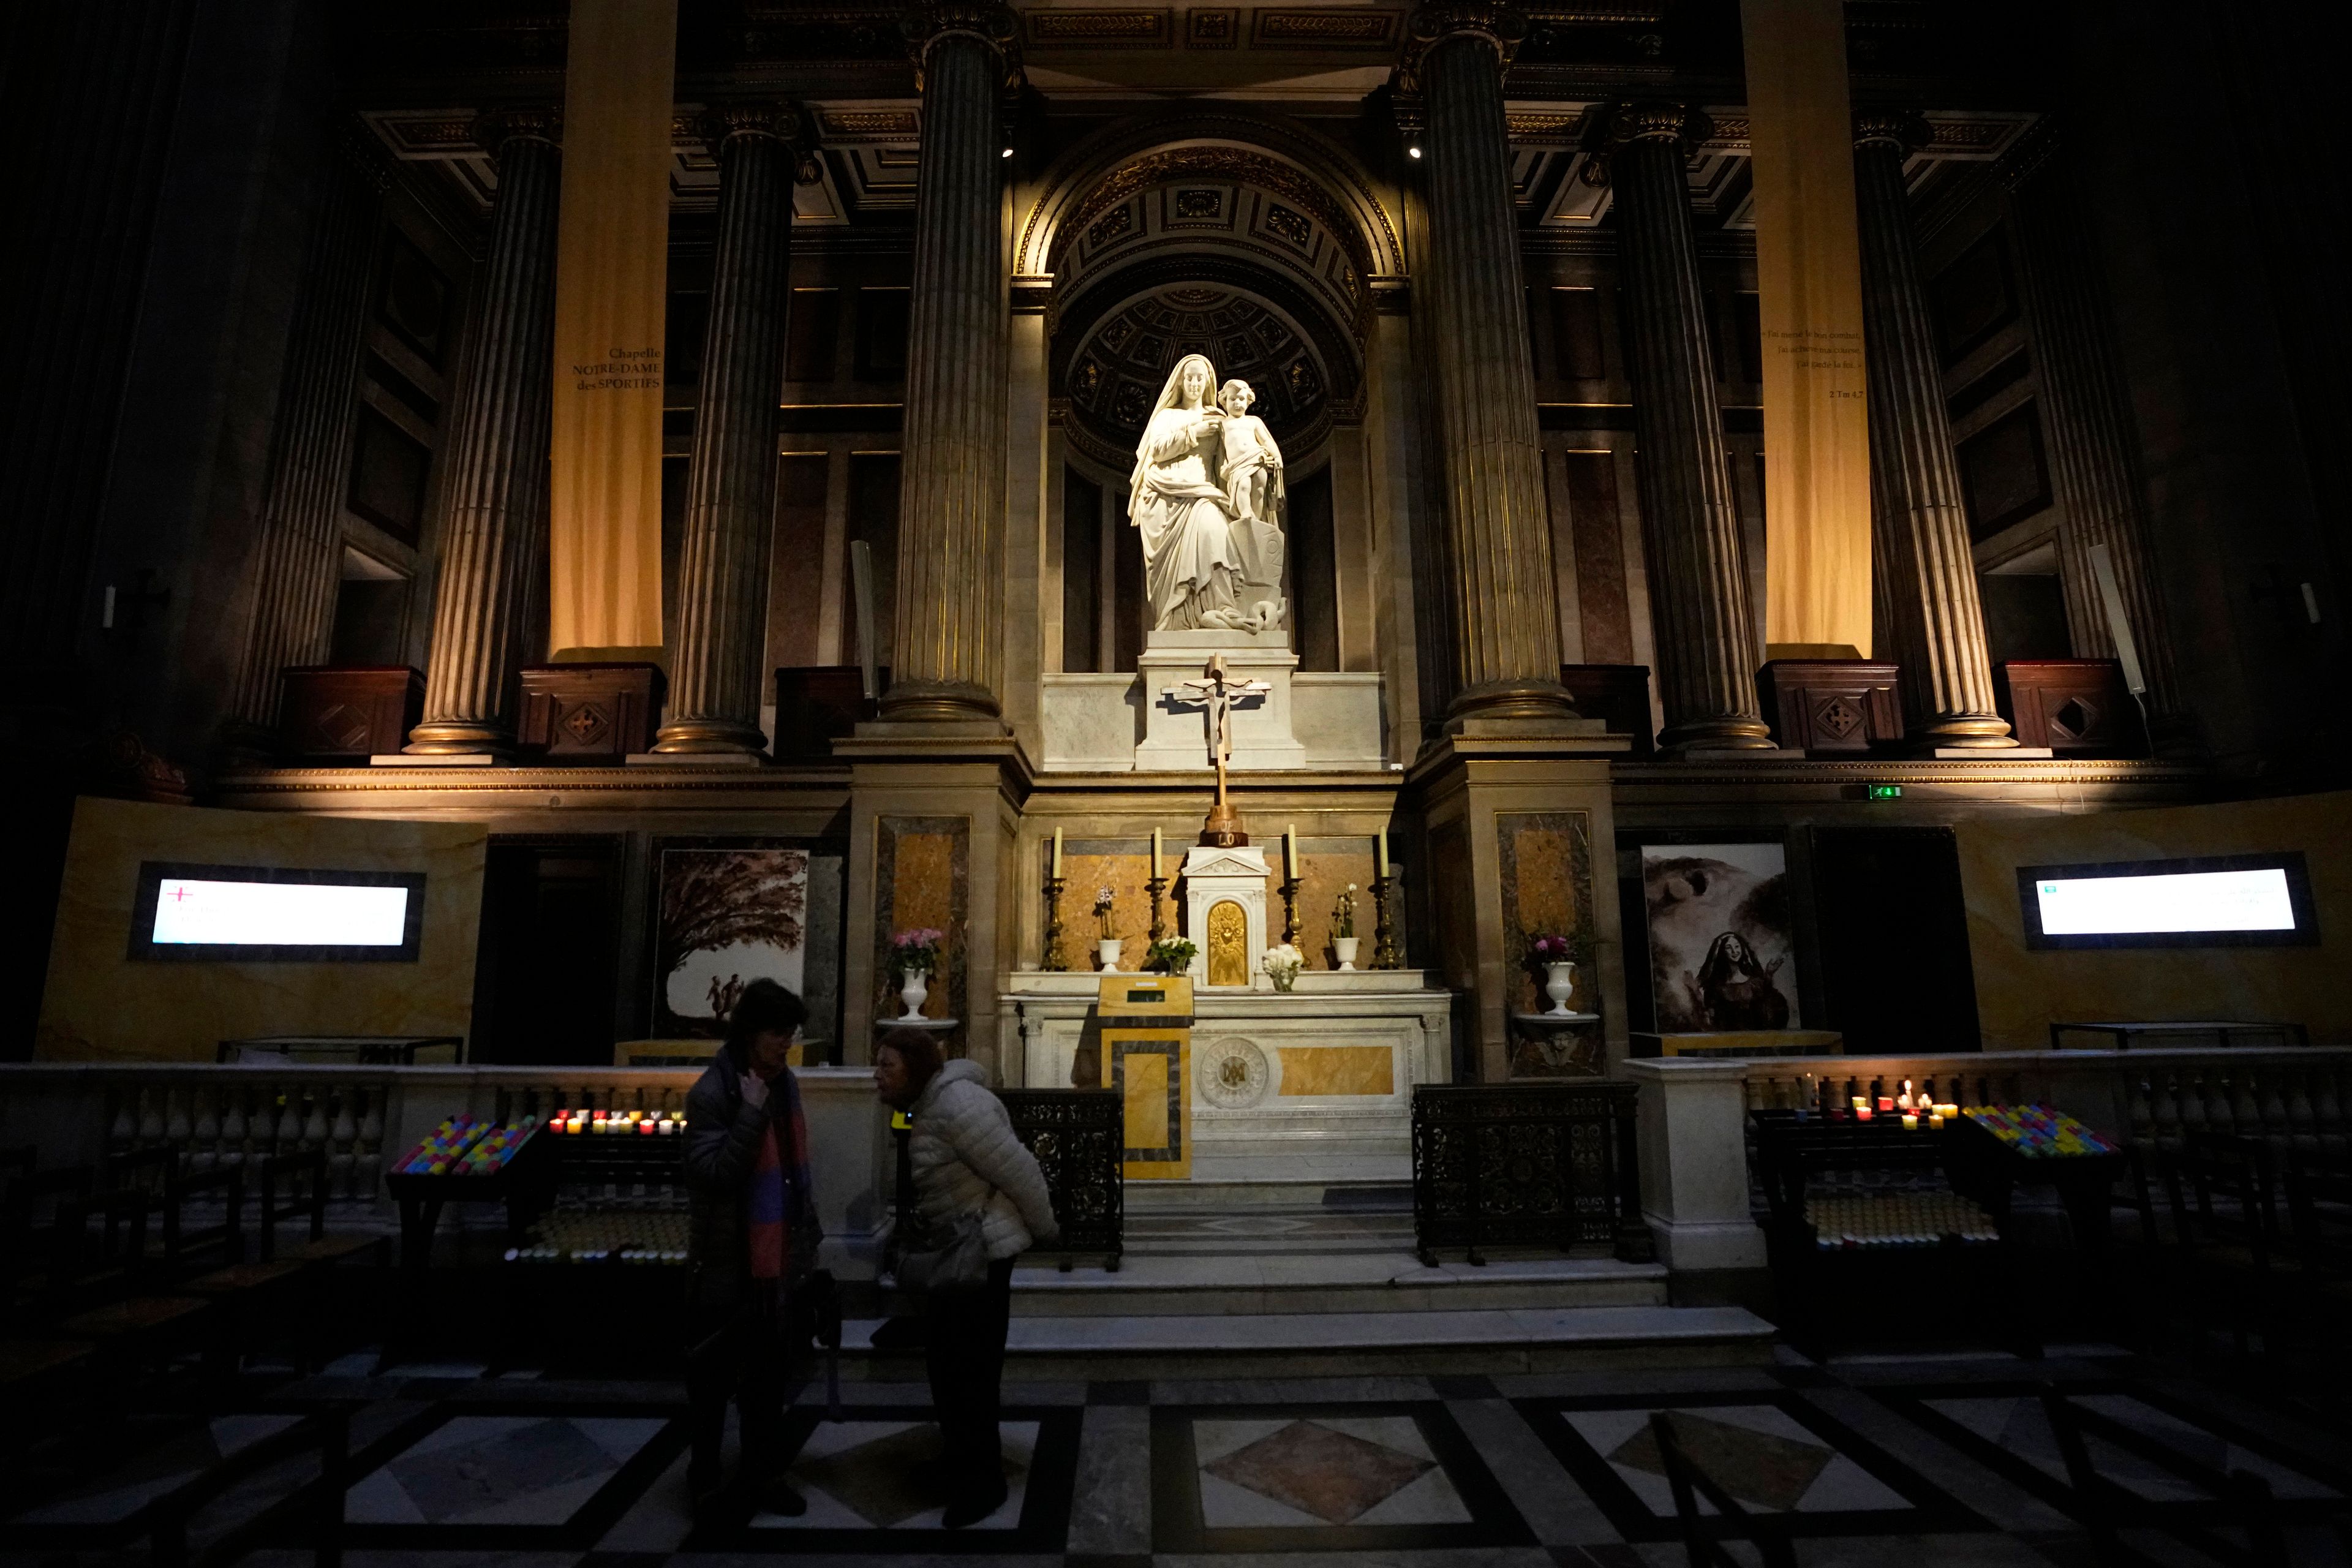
[999,970,1452,1183]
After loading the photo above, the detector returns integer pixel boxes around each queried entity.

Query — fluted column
[884,2,1017,726]
[654,105,804,754]
[2008,140,2187,750]
[1852,114,2014,747]
[406,111,563,754]
[1607,104,1776,752]
[227,149,383,742]
[1407,3,1573,725]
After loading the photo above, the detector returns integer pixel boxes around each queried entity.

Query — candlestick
[1375,831,1389,880]
[1278,873,1302,948]
[1371,873,1402,970]
[1052,826,1063,878]
[1284,824,1298,880]
[1041,873,1069,971]
[1145,873,1169,941]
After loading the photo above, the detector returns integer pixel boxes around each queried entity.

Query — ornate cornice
[1392,2,1529,132]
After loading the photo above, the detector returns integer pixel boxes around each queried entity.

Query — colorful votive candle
[1901,1112,1919,1131]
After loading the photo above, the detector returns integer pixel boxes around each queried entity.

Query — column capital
[472,106,562,164]
[1853,108,1930,154]
[1392,2,1526,120]
[1607,100,1713,149]
[696,102,825,184]
[902,1,1022,89]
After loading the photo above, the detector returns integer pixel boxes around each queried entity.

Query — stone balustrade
[1624,1046,2352,1272]
[0,1064,889,1271]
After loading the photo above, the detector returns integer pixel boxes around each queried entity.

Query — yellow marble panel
[1063,851,1156,966]
[1275,848,1379,969]
[1276,1044,1394,1097]
[1123,1048,1169,1147]
[36,798,487,1062]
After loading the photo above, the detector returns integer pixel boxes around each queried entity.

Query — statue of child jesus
[1214,380,1287,631]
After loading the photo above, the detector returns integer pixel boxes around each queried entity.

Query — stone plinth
[1040,669,1385,773]
[1136,630,1306,771]
[1180,844,1271,988]
[1000,972,1450,1183]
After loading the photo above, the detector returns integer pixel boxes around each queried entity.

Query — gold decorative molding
[1187,7,1238,46]
[1254,8,1400,47]
[1024,8,1170,47]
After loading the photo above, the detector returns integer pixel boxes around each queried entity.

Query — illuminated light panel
[151,878,412,948]
[2033,869,2296,937]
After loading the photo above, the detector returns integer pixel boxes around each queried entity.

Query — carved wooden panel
[276,665,424,759]
[1996,659,2147,756]
[517,663,663,760]
[1757,659,1904,753]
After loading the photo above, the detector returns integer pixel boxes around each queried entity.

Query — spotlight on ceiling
[1408,145,1423,159]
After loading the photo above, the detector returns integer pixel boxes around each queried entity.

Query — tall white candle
[1376,832,1389,880]
[1151,827,1162,881]
[1052,826,1063,877]
[1285,825,1298,879]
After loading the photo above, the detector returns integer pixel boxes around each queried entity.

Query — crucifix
[1165,655,1270,846]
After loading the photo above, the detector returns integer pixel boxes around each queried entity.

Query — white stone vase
[897,968,930,1021]
[1333,936,1360,971]
[1096,938,1121,971]
[1543,960,1578,1016]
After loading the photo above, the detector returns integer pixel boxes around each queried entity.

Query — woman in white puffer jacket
[874,1027,1058,1527]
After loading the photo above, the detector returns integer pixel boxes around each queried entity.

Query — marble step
[1121,1205,1415,1257]
[1121,1177,1412,1212]
[1009,1253,1668,1316]
[845,1303,1774,1378]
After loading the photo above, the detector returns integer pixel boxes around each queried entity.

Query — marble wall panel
[1952,791,2352,1047]
[1497,810,1597,1019]
[1276,1043,1394,1096]
[37,797,486,1061]
[873,816,968,1026]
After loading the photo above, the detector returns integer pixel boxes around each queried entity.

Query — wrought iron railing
[999,1088,1124,1270]
[1410,1082,1653,1265]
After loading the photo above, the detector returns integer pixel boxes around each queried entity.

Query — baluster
[2127,1076,2155,1148]
[107,1087,137,1153]
[138,1085,167,1148]
[329,1088,358,1198]
[164,1087,192,1165]
[274,1086,303,1155]
[190,1086,220,1172]
[2316,1067,2348,1153]
[2257,1070,2291,1145]
[2234,1071,2266,1141]
[2285,1069,2318,1152]
[301,1085,331,1153]
[2148,1071,2179,1148]
[356,1087,385,1199]
[2206,1071,2236,1136]
[219,1084,249,1169]
[2174,1069,2206,1137]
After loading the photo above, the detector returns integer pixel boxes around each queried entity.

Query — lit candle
[1152,827,1162,881]
[1901,1113,1919,1131]
[1376,832,1390,880]
[1286,825,1299,879]
[1928,1112,1945,1129]
[1052,826,1064,877]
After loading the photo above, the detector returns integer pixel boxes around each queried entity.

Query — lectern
[1098,974,1192,1180]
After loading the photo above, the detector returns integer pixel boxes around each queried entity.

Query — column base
[1656,715,1778,754]
[402,720,513,756]
[878,677,1005,729]
[1442,678,1580,731]
[1912,713,2018,751]
[647,717,767,755]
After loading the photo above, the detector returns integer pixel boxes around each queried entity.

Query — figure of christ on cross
[1166,655,1271,846]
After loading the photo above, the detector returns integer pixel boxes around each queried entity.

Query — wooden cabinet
[276,666,424,758]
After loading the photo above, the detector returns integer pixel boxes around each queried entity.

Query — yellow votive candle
[1901,1113,1919,1131]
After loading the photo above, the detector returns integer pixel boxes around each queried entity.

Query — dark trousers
[687,1299,791,1487]
[922,1257,1016,1501]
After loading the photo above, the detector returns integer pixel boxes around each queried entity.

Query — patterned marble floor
[9,1346,2352,1567]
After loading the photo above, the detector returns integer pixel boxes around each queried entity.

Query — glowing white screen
[2034,869,2296,937]
[151,879,410,948]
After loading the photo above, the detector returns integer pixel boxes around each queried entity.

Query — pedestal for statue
[1180,844,1271,988]
[1136,631,1306,771]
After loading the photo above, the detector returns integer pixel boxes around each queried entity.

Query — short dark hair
[875,1026,944,1089]
[723,979,808,1065]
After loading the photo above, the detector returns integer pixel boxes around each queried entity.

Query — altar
[997,969,1452,1183]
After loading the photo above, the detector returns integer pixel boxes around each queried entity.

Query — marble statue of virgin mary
[1129,353,1289,634]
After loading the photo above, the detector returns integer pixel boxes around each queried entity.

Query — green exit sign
[1868,783,1904,801]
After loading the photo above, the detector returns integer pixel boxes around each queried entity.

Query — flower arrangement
[1144,936,1198,974]
[1262,943,1304,992]
[1521,932,1581,975]
[1094,886,1117,940]
[1332,883,1359,939]
[889,927,944,979]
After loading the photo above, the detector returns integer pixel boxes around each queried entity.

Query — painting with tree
[653,846,809,1038]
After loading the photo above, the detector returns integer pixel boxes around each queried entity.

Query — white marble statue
[1128,353,1287,633]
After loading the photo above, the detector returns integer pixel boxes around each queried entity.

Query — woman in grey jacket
[873,1027,1058,1528]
